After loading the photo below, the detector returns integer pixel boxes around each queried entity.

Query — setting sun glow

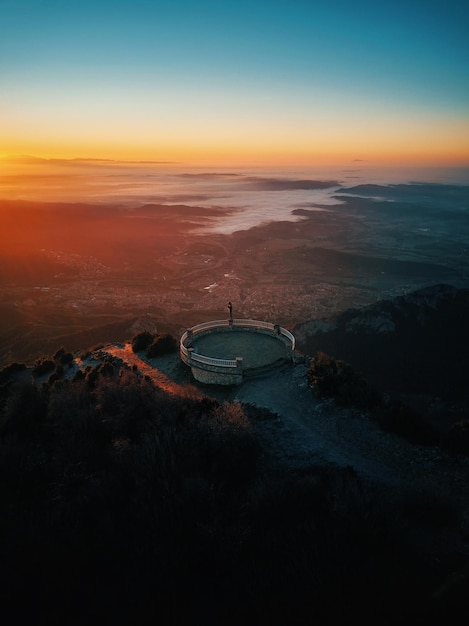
[1,0,468,168]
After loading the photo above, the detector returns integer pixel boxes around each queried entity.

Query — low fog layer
[0,163,467,366]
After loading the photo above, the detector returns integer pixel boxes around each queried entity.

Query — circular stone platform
[180,319,295,385]
[192,330,289,369]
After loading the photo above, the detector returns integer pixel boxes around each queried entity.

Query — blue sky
[1,0,468,163]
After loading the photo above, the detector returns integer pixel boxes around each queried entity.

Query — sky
[1,0,468,165]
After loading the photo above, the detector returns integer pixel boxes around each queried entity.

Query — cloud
[144,194,218,203]
[178,173,242,179]
[175,174,341,191]
[242,177,340,191]
[1,155,175,166]
[134,203,237,218]
[292,203,333,211]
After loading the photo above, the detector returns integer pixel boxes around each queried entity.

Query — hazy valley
[1,177,467,367]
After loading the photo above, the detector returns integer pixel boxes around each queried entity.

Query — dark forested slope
[0,353,468,625]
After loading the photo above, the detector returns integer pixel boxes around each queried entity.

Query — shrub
[445,419,469,455]
[146,333,178,358]
[55,364,64,378]
[53,347,65,360]
[0,362,27,385]
[0,381,48,437]
[97,361,115,377]
[200,401,260,487]
[372,401,439,446]
[32,358,55,378]
[85,367,99,388]
[398,485,461,529]
[307,352,381,409]
[131,331,154,353]
[60,352,74,365]
[73,369,85,382]
[47,372,60,386]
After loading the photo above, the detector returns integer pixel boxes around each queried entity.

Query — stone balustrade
[180,318,295,385]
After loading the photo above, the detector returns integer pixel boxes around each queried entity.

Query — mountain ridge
[294,283,469,426]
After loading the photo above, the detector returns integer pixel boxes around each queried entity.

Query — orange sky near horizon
[2,1,468,170]
[0,108,469,166]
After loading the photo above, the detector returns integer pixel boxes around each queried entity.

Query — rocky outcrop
[345,311,395,334]
[294,284,469,400]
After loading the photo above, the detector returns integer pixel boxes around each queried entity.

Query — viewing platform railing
[180,318,295,371]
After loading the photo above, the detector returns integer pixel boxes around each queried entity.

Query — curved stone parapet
[180,318,295,385]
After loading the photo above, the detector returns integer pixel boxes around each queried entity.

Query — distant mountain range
[294,283,469,403]
[0,154,176,165]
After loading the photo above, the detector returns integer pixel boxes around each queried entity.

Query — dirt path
[227,364,428,484]
[102,343,205,400]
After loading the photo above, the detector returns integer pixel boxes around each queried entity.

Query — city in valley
[1,178,467,366]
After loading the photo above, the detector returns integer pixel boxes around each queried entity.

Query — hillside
[294,283,469,429]
[0,360,468,625]
[1,283,469,624]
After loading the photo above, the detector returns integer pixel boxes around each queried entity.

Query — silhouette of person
[228,301,233,321]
